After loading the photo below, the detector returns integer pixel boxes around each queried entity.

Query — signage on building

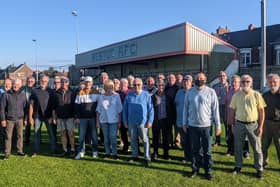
[91,41,137,64]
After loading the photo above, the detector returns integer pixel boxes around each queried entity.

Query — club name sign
[91,41,137,64]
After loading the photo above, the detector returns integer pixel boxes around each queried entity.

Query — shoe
[232,167,241,175]
[152,153,158,161]
[17,152,26,156]
[129,157,139,162]
[144,160,151,167]
[213,143,220,147]
[121,147,128,153]
[190,170,198,178]
[243,152,250,159]
[3,154,9,160]
[205,173,213,180]
[75,152,85,160]
[112,155,119,160]
[163,155,171,160]
[31,153,37,158]
[92,151,98,158]
[69,151,76,158]
[257,170,263,179]
[103,154,110,159]
[263,162,268,169]
[226,151,233,156]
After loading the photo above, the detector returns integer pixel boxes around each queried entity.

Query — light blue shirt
[123,90,154,126]
[182,86,221,129]
[175,89,187,127]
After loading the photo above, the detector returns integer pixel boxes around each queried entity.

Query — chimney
[248,24,256,31]
[216,26,230,35]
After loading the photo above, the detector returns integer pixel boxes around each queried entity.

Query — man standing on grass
[29,75,57,157]
[23,76,36,145]
[0,78,12,153]
[213,71,229,147]
[262,73,280,168]
[230,74,266,179]
[183,72,221,180]
[0,79,27,160]
[123,78,154,167]
[53,77,76,157]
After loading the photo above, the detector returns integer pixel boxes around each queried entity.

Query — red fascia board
[78,50,186,69]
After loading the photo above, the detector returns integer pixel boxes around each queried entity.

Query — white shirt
[96,93,122,123]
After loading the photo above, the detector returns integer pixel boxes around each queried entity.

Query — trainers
[75,152,85,160]
[112,155,119,160]
[152,153,158,161]
[92,152,98,158]
[31,153,37,158]
[190,170,198,178]
[232,167,241,175]
[257,170,263,179]
[243,152,250,159]
[3,154,9,160]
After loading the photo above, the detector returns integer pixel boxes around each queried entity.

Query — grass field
[0,127,279,187]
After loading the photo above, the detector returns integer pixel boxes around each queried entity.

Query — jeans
[234,121,263,171]
[215,104,226,145]
[189,126,212,174]
[178,127,191,161]
[34,118,56,153]
[101,123,118,155]
[128,124,150,160]
[78,118,98,153]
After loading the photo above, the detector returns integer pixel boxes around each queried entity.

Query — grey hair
[120,78,128,84]
[267,73,280,81]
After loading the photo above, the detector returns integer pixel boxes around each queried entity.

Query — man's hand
[29,118,34,126]
[183,126,187,133]
[23,120,27,127]
[96,121,100,128]
[216,128,222,136]
[258,127,263,137]
[146,123,152,128]
[1,120,6,128]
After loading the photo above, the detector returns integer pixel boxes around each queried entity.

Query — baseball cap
[183,75,193,81]
[84,76,93,82]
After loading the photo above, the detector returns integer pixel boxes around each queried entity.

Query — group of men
[0,70,279,181]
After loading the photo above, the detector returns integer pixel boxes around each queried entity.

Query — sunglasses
[133,84,142,87]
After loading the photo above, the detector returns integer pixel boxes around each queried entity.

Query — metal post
[72,10,79,54]
[260,0,267,92]
[32,39,39,85]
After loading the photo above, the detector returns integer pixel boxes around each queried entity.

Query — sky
[0,0,279,70]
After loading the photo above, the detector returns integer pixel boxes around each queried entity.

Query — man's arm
[212,90,221,136]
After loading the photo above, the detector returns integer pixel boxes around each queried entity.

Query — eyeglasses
[241,81,251,84]
[133,84,141,87]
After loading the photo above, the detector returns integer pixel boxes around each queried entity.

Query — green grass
[0,128,279,187]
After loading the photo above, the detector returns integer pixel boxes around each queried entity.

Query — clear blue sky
[0,0,279,70]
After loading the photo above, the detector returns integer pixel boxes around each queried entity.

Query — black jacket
[165,83,179,120]
[54,88,76,119]
[0,89,27,121]
[29,87,54,119]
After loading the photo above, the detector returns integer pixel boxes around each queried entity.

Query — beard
[242,86,251,92]
[270,86,279,93]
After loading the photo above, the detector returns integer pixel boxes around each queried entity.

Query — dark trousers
[24,123,31,143]
[152,118,169,157]
[167,117,176,147]
[215,104,226,145]
[178,127,191,161]
[120,123,129,151]
[0,126,6,152]
[189,126,212,174]
[5,120,24,155]
[51,123,57,143]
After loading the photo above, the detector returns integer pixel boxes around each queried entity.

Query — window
[239,48,251,67]
[275,45,280,65]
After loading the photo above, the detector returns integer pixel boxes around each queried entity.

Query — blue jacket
[123,90,154,126]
